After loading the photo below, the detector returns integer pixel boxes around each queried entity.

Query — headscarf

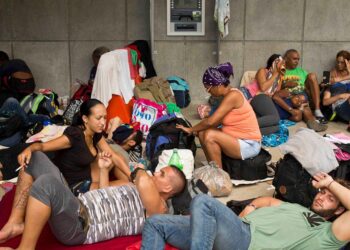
[202,62,233,86]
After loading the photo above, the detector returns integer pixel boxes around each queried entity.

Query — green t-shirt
[242,203,347,250]
[283,67,308,94]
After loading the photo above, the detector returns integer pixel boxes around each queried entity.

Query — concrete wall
[0,0,150,97]
[1,0,350,104]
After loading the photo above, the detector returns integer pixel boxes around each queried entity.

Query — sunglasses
[205,86,213,93]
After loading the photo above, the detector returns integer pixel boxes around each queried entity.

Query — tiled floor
[181,103,349,204]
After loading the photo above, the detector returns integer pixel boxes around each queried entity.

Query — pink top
[245,69,279,98]
[221,89,262,141]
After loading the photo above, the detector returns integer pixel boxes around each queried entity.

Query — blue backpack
[167,76,191,108]
[145,113,196,171]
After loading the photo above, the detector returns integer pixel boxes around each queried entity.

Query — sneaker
[316,116,328,124]
[307,120,328,132]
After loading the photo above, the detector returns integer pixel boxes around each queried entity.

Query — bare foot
[0,247,15,250]
[0,222,24,243]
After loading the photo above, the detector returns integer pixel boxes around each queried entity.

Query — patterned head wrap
[202,62,233,87]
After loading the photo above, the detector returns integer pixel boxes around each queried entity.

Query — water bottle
[43,120,52,127]
[168,149,183,171]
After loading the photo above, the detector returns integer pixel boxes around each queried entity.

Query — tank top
[79,184,145,244]
[334,70,350,84]
[221,88,261,141]
[242,202,347,249]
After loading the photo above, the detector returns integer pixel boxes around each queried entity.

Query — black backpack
[167,178,209,215]
[222,148,271,180]
[273,154,317,207]
[145,114,196,171]
[0,114,23,139]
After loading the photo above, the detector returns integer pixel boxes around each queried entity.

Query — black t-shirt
[53,126,103,187]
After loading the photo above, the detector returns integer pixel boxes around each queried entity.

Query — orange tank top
[221,88,262,141]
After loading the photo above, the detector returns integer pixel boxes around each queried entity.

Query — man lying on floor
[142,172,350,250]
[0,151,186,249]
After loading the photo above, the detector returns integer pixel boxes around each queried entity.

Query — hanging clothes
[128,40,157,79]
[214,0,230,38]
[91,49,135,107]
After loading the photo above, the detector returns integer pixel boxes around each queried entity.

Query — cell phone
[322,71,331,84]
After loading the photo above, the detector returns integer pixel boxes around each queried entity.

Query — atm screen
[173,0,198,9]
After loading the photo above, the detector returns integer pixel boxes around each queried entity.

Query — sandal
[307,120,328,132]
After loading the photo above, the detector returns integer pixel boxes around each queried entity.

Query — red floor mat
[0,187,141,250]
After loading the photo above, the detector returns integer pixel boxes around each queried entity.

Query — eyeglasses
[205,86,213,93]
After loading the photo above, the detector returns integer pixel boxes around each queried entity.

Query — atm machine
[167,0,205,36]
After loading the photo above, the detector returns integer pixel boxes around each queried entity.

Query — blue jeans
[336,100,350,122]
[141,194,251,250]
[0,97,48,126]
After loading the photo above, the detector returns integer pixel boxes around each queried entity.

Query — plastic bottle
[168,149,183,171]
[43,120,52,127]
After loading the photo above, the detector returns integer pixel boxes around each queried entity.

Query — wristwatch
[130,168,146,183]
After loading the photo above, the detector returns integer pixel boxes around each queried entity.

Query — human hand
[17,148,32,168]
[345,59,350,73]
[284,81,298,88]
[107,117,122,135]
[239,205,256,218]
[312,172,334,189]
[98,152,113,170]
[176,124,193,135]
[290,108,302,116]
[339,93,350,100]
[276,60,286,75]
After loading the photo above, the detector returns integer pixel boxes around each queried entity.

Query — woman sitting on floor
[17,98,131,195]
[177,63,261,168]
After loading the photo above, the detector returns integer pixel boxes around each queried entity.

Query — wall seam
[242,0,247,75]
[125,0,128,44]
[67,0,72,95]
[301,0,307,67]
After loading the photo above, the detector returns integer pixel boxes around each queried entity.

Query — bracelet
[327,180,334,189]
[248,204,257,209]
[130,168,146,183]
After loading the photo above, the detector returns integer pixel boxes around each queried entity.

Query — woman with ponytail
[17,98,131,195]
[177,63,261,168]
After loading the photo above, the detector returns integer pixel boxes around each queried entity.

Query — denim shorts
[238,139,261,160]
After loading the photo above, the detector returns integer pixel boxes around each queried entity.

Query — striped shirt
[78,184,145,244]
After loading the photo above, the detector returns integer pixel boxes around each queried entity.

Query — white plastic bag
[193,161,233,197]
[155,149,194,179]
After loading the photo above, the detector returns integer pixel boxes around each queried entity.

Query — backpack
[71,84,92,102]
[272,154,317,207]
[134,77,175,103]
[62,99,83,125]
[167,76,191,108]
[0,114,23,139]
[222,148,271,180]
[145,113,196,171]
[20,92,59,118]
[167,178,209,215]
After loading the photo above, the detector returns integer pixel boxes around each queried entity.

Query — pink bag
[131,98,166,138]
